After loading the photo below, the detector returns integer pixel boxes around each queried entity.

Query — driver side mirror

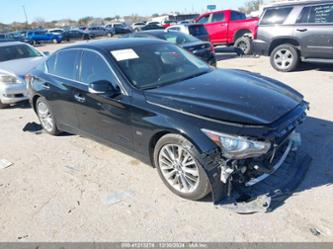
[88,80,120,97]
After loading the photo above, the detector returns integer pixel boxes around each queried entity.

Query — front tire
[270,44,299,72]
[36,97,60,135]
[154,134,211,201]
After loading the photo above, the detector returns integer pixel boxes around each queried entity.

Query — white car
[0,41,47,108]
[131,22,146,31]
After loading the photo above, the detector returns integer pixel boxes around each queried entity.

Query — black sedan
[62,29,93,41]
[124,30,216,66]
[27,39,308,203]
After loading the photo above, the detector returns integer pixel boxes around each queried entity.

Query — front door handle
[42,83,50,90]
[74,93,86,103]
[296,28,308,32]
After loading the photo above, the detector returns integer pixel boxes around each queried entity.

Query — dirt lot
[0,41,332,242]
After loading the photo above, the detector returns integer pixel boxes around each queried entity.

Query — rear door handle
[74,93,86,103]
[296,28,308,32]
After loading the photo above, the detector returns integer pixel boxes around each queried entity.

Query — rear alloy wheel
[36,97,60,135]
[270,44,299,72]
[52,39,58,44]
[154,134,211,201]
[234,36,253,55]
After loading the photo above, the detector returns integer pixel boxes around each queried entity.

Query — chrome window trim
[44,47,128,95]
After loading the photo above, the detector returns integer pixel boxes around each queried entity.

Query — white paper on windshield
[111,49,139,61]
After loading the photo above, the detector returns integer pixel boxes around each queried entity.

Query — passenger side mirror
[88,80,120,97]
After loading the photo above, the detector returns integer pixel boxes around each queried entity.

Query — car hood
[0,56,45,78]
[144,69,304,125]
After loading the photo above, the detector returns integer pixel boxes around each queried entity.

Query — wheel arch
[32,94,42,113]
[269,38,300,56]
[148,129,214,167]
[234,29,252,42]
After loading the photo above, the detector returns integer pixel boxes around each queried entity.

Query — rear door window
[260,7,293,25]
[231,11,246,21]
[212,13,225,23]
[52,50,81,80]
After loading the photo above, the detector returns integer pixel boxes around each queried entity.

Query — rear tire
[154,134,211,201]
[36,97,60,135]
[234,36,253,55]
[270,44,299,72]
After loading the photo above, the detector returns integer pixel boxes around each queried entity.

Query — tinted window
[189,25,208,36]
[231,11,246,21]
[53,50,81,80]
[0,44,42,62]
[296,7,311,23]
[308,4,333,23]
[261,7,292,25]
[212,13,225,22]
[80,51,116,86]
[197,15,210,24]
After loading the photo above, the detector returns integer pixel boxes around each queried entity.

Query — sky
[1,0,253,24]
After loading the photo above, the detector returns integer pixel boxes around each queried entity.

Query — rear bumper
[0,83,28,104]
[253,39,270,56]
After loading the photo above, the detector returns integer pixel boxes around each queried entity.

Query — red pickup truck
[195,9,259,55]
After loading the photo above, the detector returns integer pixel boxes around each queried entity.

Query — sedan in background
[105,23,132,35]
[166,24,210,42]
[26,30,63,45]
[124,30,216,66]
[0,41,46,108]
[140,23,165,31]
[27,39,308,204]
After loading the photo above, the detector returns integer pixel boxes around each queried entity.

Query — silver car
[0,41,46,108]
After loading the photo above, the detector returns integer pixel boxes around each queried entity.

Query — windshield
[157,32,199,45]
[0,44,42,62]
[111,43,212,90]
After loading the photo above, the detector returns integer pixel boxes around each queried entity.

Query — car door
[73,50,133,149]
[295,3,333,59]
[198,12,227,44]
[42,50,81,130]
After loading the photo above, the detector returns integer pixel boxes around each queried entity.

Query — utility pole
[22,5,28,28]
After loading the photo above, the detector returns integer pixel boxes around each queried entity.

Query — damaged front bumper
[204,132,311,213]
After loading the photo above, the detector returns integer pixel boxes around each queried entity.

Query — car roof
[0,41,25,47]
[62,38,167,52]
[264,0,333,8]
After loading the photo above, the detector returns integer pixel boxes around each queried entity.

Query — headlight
[202,129,271,159]
[0,71,20,84]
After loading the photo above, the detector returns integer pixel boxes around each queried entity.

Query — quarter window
[261,7,292,25]
[80,51,117,87]
[52,50,81,80]
[212,13,225,22]
[308,4,333,23]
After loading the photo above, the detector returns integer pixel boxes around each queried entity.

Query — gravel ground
[0,41,332,242]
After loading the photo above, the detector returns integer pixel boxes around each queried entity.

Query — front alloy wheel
[154,134,211,200]
[271,44,299,72]
[36,97,59,135]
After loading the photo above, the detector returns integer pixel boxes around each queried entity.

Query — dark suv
[254,1,333,72]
